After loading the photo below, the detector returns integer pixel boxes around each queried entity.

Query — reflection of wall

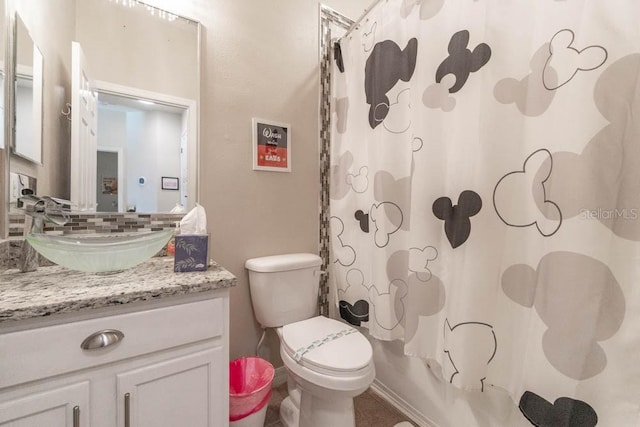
[125,113,150,212]
[152,112,182,212]
[180,112,188,208]
[0,75,4,150]
[0,0,5,234]
[126,111,181,213]
[13,0,74,199]
[14,83,33,159]
[97,109,127,150]
[76,0,197,100]
[15,17,33,68]
[98,107,181,213]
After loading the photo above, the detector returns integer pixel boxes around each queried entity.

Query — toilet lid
[282,316,372,373]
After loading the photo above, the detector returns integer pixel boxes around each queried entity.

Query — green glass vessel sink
[26,230,173,273]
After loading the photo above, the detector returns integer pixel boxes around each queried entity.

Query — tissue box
[174,234,209,272]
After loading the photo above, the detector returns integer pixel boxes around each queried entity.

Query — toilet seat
[281,316,373,377]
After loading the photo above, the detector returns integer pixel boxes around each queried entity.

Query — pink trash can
[229,357,275,426]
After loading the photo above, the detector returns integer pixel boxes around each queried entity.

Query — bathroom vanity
[0,258,236,427]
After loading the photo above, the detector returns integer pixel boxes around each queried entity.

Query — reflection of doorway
[97,150,119,212]
[95,81,195,213]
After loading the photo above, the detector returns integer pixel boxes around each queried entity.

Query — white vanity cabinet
[0,292,230,427]
[116,347,224,427]
[0,382,90,426]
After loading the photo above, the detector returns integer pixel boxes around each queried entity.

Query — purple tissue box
[174,234,209,272]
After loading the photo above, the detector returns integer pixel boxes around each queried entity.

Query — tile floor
[265,382,414,427]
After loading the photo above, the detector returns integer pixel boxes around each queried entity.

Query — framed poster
[252,118,291,172]
[102,177,118,194]
[161,176,179,190]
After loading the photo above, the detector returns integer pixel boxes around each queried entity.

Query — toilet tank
[245,253,323,328]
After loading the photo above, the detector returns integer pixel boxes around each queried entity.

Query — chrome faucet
[17,193,71,272]
[17,193,71,233]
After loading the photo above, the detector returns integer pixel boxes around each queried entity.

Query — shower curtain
[328,0,640,425]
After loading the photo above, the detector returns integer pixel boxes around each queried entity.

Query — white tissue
[170,203,186,214]
[179,203,207,234]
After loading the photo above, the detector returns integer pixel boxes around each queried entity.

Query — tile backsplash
[8,212,184,237]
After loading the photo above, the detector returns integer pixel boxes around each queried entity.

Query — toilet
[245,253,375,427]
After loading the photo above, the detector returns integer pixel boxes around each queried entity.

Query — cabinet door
[0,382,90,427]
[116,347,226,427]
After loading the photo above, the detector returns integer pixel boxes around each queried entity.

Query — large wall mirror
[5,0,199,218]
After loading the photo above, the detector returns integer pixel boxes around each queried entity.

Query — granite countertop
[0,257,236,323]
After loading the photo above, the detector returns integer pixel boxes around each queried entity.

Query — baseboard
[370,379,438,427]
[272,366,288,387]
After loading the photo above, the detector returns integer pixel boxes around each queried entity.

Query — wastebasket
[229,356,275,426]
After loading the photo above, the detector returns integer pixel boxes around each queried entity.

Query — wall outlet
[9,173,23,204]
[9,172,36,205]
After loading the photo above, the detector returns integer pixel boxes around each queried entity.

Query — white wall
[151,111,182,212]
[125,112,150,212]
[122,110,181,213]
[97,109,127,151]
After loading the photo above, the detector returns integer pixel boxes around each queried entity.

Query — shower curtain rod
[342,0,385,39]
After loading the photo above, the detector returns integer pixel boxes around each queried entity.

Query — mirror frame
[0,0,201,235]
[1,0,16,239]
